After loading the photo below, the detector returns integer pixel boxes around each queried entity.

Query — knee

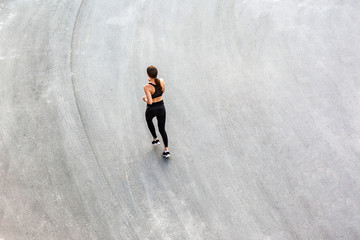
[159,126,166,133]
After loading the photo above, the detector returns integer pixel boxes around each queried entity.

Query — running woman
[142,66,170,158]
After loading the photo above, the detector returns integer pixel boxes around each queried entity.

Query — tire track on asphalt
[69,1,142,238]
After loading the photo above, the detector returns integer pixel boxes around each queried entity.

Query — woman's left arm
[143,85,153,105]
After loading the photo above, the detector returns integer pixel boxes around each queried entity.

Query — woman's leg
[145,108,157,139]
[157,107,168,148]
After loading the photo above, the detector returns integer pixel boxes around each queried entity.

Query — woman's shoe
[152,139,160,145]
[162,151,170,158]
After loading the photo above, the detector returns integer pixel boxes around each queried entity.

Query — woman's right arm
[160,79,165,93]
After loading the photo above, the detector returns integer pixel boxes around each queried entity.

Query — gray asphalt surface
[1,0,360,239]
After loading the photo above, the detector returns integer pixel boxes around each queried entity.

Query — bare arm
[160,78,165,93]
[143,85,153,105]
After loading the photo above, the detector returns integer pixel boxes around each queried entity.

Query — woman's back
[147,78,165,103]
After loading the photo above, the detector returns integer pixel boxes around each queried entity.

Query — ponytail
[147,65,162,91]
[155,78,162,91]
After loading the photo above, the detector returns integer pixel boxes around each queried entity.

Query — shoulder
[144,84,151,89]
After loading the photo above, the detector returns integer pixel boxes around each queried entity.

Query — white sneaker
[152,139,160,145]
[162,151,170,158]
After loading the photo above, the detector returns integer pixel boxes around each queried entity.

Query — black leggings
[145,101,168,147]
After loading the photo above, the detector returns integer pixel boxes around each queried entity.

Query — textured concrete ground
[0,0,360,239]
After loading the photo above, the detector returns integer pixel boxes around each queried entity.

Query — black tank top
[148,82,163,98]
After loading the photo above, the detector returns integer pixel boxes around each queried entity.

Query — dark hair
[147,65,162,91]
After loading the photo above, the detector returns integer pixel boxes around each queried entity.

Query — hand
[142,96,147,102]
